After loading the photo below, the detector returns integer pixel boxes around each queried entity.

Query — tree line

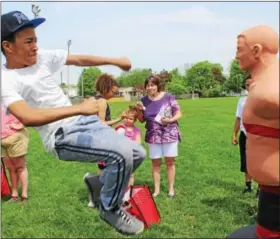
[72,59,248,98]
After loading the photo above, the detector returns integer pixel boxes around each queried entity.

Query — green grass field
[1,97,258,238]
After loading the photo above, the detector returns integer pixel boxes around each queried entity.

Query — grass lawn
[1,97,258,238]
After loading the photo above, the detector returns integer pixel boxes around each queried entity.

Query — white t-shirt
[235,96,247,134]
[1,49,78,155]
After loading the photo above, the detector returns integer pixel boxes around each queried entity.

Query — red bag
[123,185,160,228]
[1,160,10,197]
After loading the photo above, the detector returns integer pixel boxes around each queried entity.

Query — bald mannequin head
[236,25,279,71]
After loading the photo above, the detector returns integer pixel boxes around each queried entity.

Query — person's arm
[7,98,100,127]
[66,55,131,71]
[135,133,142,144]
[106,117,123,126]
[136,101,146,123]
[136,109,145,123]
[103,111,126,126]
[161,110,182,125]
[232,99,242,145]
[9,121,25,130]
[41,50,131,74]
[232,118,241,145]
[7,113,25,130]
[169,110,182,122]
[161,95,182,125]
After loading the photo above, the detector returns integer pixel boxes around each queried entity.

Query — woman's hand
[161,117,173,125]
[136,102,145,111]
[9,122,25,130]
[136,102,146,123]
[161,110,181,125]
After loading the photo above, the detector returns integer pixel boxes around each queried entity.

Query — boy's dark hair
[242,72,252,89]
[126,105,138,121]
[144,74,164,92]
[1,33,15,55]
[244,72,251,81]
[95,73,119,95]
[1,25,33,56]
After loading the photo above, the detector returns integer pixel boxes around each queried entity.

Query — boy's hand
[115,57,131,71]
[79,98,100,115]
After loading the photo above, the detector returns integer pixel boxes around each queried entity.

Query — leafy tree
[77,67,102,97]
[165,68,187,95]
[165,76,187,95]
[212,67,226,84]
[185,61,225,96]
[116,68,152,88]
[223,59,248,93]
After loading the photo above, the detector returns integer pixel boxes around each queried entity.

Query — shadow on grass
[207,178,243,192]
[148,223,176,236]
[1,195,10,202]
[201,196,257,225]
[134,179,153,188]
[205,178,258,225]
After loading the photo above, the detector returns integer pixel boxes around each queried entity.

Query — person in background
[232,74,254,193]
[1,107,29,203]
[115,106,142,187]
[94,73,126,174]
[136,75,182,198]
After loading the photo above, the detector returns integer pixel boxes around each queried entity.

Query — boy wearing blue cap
[1,10,146,236]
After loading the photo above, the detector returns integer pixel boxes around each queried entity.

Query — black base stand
[227,225,257,239]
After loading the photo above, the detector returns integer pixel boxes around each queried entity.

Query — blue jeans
[54,115,146,210]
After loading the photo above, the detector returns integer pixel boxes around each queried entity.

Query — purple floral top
[141,93,181,144]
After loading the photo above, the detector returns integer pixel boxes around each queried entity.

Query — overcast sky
[2,1,279,85]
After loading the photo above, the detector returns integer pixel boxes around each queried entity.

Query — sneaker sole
[99,215,145,235]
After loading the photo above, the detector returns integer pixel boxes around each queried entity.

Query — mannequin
[228,25,279,238]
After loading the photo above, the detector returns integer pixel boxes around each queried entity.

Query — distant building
[62,86,78,98]
[116,87,143,101]
[226,89,247,97]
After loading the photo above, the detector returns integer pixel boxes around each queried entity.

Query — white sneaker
[88,200,95,208]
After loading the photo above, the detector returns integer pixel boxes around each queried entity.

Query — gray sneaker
[99,205,145,235]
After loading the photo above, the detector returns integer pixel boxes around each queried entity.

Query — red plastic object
[123,185,160,228]
[1,162,10,197]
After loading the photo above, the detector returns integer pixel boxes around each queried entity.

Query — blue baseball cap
[1,11,45,42]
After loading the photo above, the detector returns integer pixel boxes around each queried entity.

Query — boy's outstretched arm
[66,55,131,71]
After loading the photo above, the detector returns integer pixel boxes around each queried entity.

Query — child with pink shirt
[1,107,29,202]
[115,106,142,186]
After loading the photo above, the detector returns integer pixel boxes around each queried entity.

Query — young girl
[1,107,29,203]
[115,106,142,186]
